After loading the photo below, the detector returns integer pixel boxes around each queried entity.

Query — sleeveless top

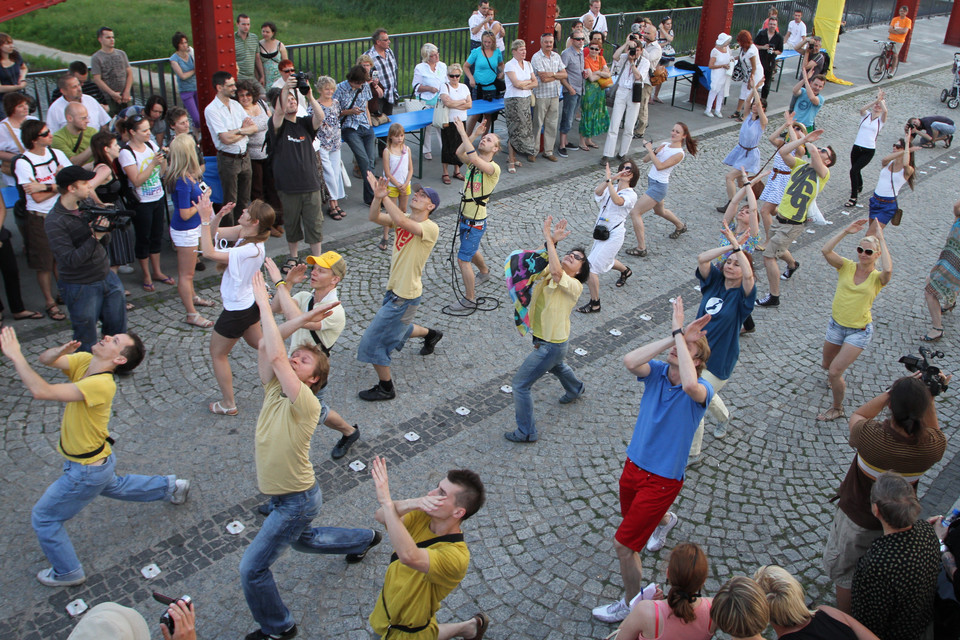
[874,164,907,197]
[648,145,685,183]
[94,162,123,204]
[246,103,270,161]
[779,610,858,640]
[854,114,884,149]
[259,40,284,88]
[636,599,713,640]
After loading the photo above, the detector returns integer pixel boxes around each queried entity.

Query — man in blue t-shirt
[689,231,757,454]
[791,73,825,130]
[592,297,714,624]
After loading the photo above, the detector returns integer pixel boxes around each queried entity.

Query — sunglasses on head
[856,246,875,256]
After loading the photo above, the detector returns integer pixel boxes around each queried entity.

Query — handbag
[1,120,24,176]
[649,64,668,86]
[432,83,450,128]
[731,58,747,82]
[592,194,623,241]
[890,169,903,226]
[597,76,613,89]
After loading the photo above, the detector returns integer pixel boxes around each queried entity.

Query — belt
[460,216,486,227]
[776,215,803,225]
[738,143,757,151]
[218,150,247,159]
[871,193,896,203]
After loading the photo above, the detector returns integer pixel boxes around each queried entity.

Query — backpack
[12,148,64,226]
[116,140,158,208]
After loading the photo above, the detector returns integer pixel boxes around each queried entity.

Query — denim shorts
[458,217,487,261]
[825,317,874,349]
[868,193,897,225]
[644,177,668,203]
[356,291,420,366]
[932,121,956,136]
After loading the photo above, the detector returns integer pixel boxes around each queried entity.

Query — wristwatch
[672,328,684,337]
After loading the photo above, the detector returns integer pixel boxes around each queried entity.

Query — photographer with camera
[66,599,196,640]
[269,72,325,266]
[822,373,948,614]
[44,165,126,351]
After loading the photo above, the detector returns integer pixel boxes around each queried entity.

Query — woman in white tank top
[867,133,916,231]
[625,122,698,257]
[845,89,886,208]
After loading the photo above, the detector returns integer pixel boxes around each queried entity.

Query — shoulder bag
[592,192,624,241]
[890,168,903,226]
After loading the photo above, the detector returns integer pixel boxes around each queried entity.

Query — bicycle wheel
[949,97,959,109]
[867,56,885,83]
[887,54,899,79]
[942,89,949,103]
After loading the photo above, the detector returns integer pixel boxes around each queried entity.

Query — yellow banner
[813,0,854,85]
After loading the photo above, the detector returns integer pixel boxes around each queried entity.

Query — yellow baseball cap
[306,251,346,279]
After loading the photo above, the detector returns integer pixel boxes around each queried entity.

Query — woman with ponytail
[614,542,714,639]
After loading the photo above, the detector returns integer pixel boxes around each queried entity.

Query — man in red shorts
[592,297,713,623]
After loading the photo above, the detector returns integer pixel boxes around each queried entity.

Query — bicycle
[867,40,898,84]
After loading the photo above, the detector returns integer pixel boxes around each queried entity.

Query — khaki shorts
[765,220,805,259]
[25,212,54,271]
[822,508,883,589]
[279,190,322,245]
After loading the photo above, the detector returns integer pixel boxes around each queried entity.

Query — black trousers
[0,228,26,313]
[849,144,876,200]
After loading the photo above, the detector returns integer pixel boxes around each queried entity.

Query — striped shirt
[235,31,260,80]
[365,46,399,104]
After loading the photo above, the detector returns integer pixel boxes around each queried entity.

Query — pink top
[637,598,713,640]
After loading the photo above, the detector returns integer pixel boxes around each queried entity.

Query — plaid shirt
[531,50,565,99]
[365,46,399,104]
[334,80,372,130]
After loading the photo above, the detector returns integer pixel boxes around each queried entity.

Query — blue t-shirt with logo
[793,87,824,129]
[696,264,757,380]
[626,360,714,481]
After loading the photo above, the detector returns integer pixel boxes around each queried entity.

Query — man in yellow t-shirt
[369,455,489,640]
[0,327,189,588]
[888,6,912,73]
[449,118,501,311]
[240,273,381,640]
[357,173,444,402]
[757,126,836,308]
[505,216,591,443]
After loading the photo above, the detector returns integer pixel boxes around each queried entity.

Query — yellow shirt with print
[387,218,440,300]
[530,270,583,343]
[254,377,322,495]
[59,352,115,464]
[778,158,829,223]
[831,258,885,328]
[369,510,469,640]
[461,161,500,221]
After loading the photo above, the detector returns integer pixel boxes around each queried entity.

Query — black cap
[55,165,97,189]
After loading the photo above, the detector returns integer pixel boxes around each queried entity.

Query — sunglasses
[589,47,600,51]
[566,251,586,261]
[39,130,51,136]
[573,36,585,40]
[856,246,875,256]
[448,74,461,78]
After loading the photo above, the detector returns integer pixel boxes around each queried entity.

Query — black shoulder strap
[305,297,331,357]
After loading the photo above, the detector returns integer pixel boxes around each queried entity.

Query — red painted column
[191,0,237,155]
[693,0,734,105]
[518,0,556,59]
[946,0,960,47]
[897,0,920,63]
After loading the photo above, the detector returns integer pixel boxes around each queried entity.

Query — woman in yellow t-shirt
[818,219,892,421]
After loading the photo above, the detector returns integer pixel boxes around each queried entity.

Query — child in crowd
[380,123,412,251]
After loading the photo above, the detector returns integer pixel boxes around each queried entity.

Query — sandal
[209,401,238,416]
[507,162,517,174]
[923,327,945,342]
[154,276,176,286]
[45,304,66,321]
[12,310,43,320]
[453,171,465,181]
[625,247,647,257]
[586,141,599,149]
[185,313,214,328]
[377,238,390,251]
[942,304,956,313]
[816,406,846,422]
[577,300,601,314]
[578,145,590,152]
[126,302,135,311]
[441,174,452,185]
[729,111,741,120]
[615,267,633,287]
[279,258,299,276]
[142,282,155,292]
[333,206,347,218]
[668,224,688,240]
[193,296,215,308]
[473,613,490,640]
[328,208,345,221]
[844,198,858,208]
[424,152,433,160]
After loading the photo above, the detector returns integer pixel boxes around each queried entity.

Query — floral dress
[580,54,610,138]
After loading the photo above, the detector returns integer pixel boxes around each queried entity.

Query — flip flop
[209,401,238,416]
[12,310,43,320]
[473,613,490,640]
[45,304,66,321]
[142,282,155,292]
[377,238,390,251]
[155,276,176,286]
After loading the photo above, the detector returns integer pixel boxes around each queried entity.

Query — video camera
[900,346,948,397]
[153,591,192,635]
[80,203,133,233]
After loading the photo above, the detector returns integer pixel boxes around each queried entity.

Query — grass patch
[5,0,700,62]
[22,53,68,72]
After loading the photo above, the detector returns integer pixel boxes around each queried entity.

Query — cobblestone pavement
[4,43,960,640]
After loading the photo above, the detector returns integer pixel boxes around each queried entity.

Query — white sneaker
[170,478,190,505]
[703,110,714,118]
[628,583,660,608]
[118,264,135,274]
[592,598,630,623]
[645,511,678,551]
[714,416,730,439]
[714,110,724,118]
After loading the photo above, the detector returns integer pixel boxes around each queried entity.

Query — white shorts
[169,226,201,248]
[587,229,626,274]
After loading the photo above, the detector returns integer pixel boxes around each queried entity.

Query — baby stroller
[940,52,960,109]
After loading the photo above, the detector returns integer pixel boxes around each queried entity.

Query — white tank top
[648,144,685,183]
[386,147,409,185]
[874,163,906,197]
[854,114,884,149]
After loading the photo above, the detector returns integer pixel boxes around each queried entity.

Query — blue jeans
[356,291,420,366]
[559,91,582,135]
[239,483,375,634]
[31,453,173,579]
[60,271,127,352]
[512,337,582,438]
[342,125,377,204]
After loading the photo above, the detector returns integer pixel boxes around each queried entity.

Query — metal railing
[21,0,952,120]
